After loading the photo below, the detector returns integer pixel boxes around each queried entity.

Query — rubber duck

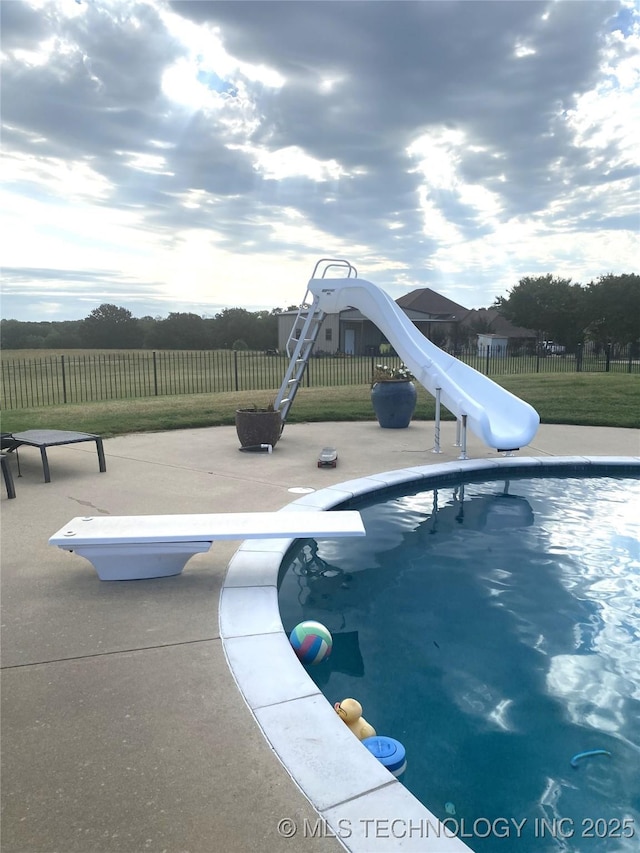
[334,698,376,740]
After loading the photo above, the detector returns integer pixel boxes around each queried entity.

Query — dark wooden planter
[235,409,282,449]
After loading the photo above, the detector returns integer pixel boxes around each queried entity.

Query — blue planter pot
[370,380,417,428]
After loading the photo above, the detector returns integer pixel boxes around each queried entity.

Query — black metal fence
[1,343,637,410]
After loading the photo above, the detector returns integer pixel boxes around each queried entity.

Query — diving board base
[68,541,213,581]
[49,510,365,581]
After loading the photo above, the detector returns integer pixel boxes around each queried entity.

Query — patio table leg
[95,438,107,473]
[40,447,51,483]
[1,455,16,499]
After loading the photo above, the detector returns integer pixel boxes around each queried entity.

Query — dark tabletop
[10,430,99,447]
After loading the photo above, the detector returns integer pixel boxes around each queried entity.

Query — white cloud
[0,0,637,321]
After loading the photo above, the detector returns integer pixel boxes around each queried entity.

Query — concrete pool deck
[2,420,639,853]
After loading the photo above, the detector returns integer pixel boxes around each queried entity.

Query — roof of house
[396,288,468,318]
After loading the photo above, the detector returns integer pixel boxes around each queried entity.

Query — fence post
[61,354,67,404]
[576,343,583,373]
[628,344,633,374]
[234,350,239,391]
[153,351,158,396]
[605,343,611,372]
[485,346,490,376]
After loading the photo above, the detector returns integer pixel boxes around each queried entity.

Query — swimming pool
[221,456,640,853]
[279,470,640,851]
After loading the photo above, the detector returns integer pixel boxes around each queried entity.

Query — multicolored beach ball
[289,620,333,665]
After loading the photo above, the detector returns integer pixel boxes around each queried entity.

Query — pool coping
[219,456,640,852]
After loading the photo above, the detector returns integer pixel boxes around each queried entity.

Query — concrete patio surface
[1,420,639,853]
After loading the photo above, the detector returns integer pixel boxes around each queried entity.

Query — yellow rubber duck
[334,698,376,740]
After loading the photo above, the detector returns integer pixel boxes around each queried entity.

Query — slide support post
[431,387,442,454]
[458,414,468,460]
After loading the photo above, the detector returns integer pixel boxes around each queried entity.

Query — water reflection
[284,539,364,686]
[309,481,535,573]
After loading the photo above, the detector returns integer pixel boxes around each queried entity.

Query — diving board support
[49,511,366,581]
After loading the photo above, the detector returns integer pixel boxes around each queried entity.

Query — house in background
[337,302,451,354]
[277,301,456,355]
[276,291,535,356]
[277,309,341,355]
[458,308,537,354]
[395,288,468,348]
[476,333,509,357]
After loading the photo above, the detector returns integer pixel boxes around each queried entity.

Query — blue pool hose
[570,749,611,768]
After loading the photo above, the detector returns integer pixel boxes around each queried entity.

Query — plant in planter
[235,401,283,450]
[370,363,417,429]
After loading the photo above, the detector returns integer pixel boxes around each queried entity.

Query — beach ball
[289,620,332,665]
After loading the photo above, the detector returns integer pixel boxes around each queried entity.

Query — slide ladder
[275,260,357,425]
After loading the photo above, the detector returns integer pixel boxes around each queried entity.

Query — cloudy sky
[1,0,638,322]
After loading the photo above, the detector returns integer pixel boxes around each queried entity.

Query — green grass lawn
[1,373,638,438]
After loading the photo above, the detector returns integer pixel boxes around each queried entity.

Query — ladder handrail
[310,258,358,280]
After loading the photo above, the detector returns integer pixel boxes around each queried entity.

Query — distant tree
[43,330,66,349]
[252,310,278,350]
[80,304,141,348]
[147,312,209,349]
[54,320,84,348]
[583,273,640,346]
[24,334,46,348]
[1,318,83,349]
[1,321,53,349]
[137,315,161,348]
[214,308,259,349]
[0,319,29,349]
[495,274,585,347]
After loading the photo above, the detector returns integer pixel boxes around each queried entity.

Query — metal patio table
[9,430,106,483]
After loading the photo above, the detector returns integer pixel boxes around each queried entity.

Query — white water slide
[307,267,540,451]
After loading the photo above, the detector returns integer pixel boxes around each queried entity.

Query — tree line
[0,305,296,351]
[1,273,637,351]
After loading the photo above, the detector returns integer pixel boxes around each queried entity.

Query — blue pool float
[362,736,407,777]
[570,749,611,769]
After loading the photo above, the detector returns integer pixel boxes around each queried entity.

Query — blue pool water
[278,474,640,852]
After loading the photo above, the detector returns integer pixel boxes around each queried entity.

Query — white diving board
[49,511,365,581]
